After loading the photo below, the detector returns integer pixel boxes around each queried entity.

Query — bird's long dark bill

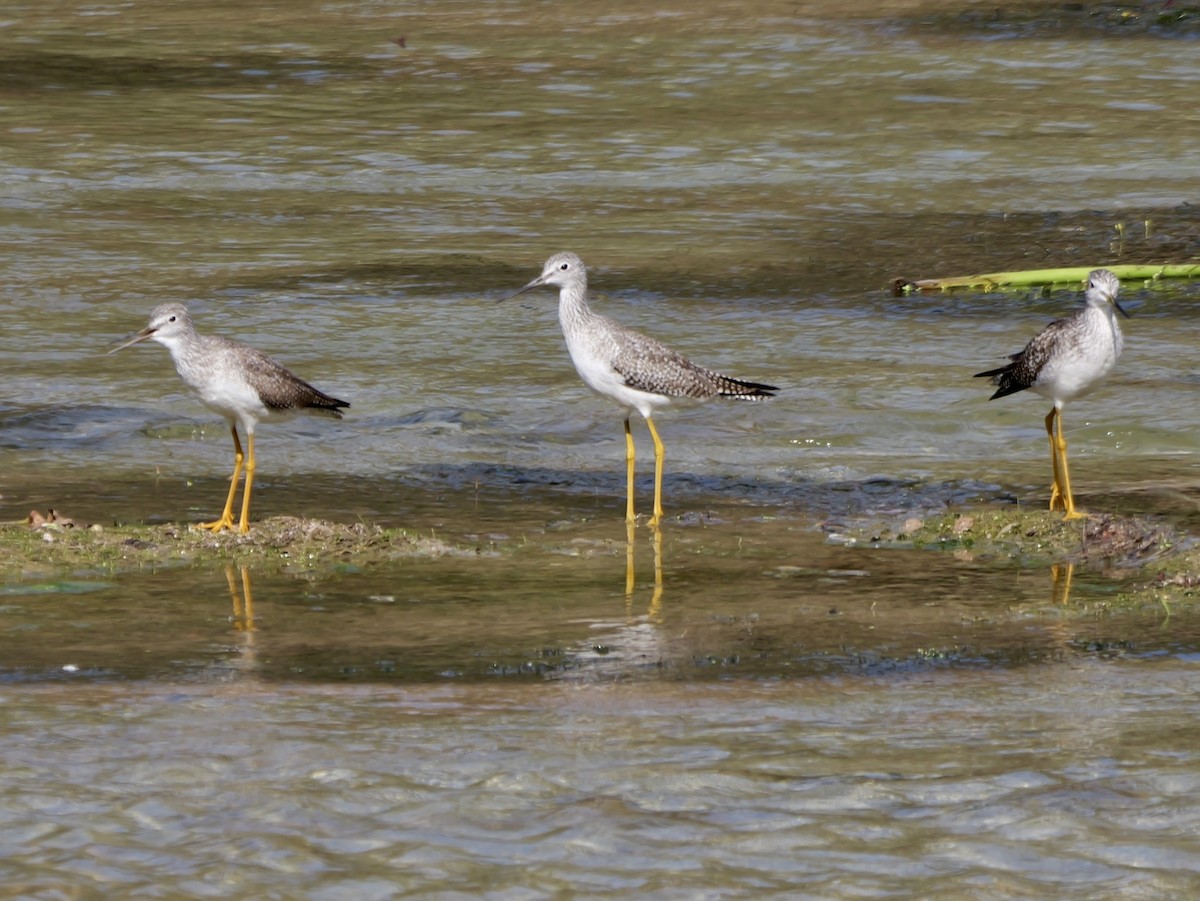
[107,327,156,354]
[1114,299,1131,319]
[501,276,546,302]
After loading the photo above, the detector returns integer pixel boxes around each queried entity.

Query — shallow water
[1,523,1180,685]
[5,0,1200,896]
[7,520,1200,896]
[7,664,1200,898]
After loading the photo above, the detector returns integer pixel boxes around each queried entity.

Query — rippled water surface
[5,0,1200,896]
[8,663,1200,898]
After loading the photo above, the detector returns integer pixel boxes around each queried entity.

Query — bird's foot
[198,514,236,532]
[1062,510,1089,522]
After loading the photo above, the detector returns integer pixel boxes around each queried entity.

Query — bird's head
[108,303,194,354]
[507,252,586,300]
[1086,269,1129,319]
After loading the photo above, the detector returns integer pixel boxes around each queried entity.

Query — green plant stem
[895,263,1200,294]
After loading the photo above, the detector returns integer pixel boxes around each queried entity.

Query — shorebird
[511,252,777,527]
[109,303,349,533]
[975,269,1127,519]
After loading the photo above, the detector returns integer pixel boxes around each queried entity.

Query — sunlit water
[4,0,1200,896]
[3,0,1200,517]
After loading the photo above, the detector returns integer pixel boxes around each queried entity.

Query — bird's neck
[557,282,595,330]
[157,333,202,373]
[1088,300,1121,330]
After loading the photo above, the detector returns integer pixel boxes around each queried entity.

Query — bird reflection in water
[626,523,664,622]
[1050,561,1075,606]
[218,564,260,680]
[564,525,666,677]
[225,564,256,632]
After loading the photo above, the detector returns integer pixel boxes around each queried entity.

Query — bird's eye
[168,315,177,322]
[559,262,569,271]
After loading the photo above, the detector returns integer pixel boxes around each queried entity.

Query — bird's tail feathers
[717,376,778,400]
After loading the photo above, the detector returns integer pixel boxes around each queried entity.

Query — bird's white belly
[1035,341,1118,402]
[196,378,271,429]
[567,342,669,417]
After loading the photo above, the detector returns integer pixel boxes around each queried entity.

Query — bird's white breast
[564,325,671,418]
[167,340,273,430]
[1034,306,1123,403]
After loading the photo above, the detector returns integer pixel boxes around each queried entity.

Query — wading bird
[975,269,1127,519]
[511,252,777,527]
[110,303,349,533]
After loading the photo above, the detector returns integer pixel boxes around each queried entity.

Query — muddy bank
[7,502,1200,612]
[3,514,471,581]
[834,507,1176,566]
[834,504,1200,609]
[923,1,1200,38]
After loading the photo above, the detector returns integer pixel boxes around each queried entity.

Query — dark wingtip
[722,379,779,400]
[984,381,1024,401]
[973,367,1017,399]
[311,395,350,417]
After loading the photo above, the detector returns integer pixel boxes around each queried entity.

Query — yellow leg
[1053,409,1085,520]
[624,418,637,525]
[238,432,256,534]
[645,416,665,527]
[200,425,243,531]
[1045,409,1065,512]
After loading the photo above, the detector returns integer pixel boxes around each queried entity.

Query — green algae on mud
[2,516,468,580]
[833,504,1200,611]
[9,504,1200,615]
[838,507,1176,566]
